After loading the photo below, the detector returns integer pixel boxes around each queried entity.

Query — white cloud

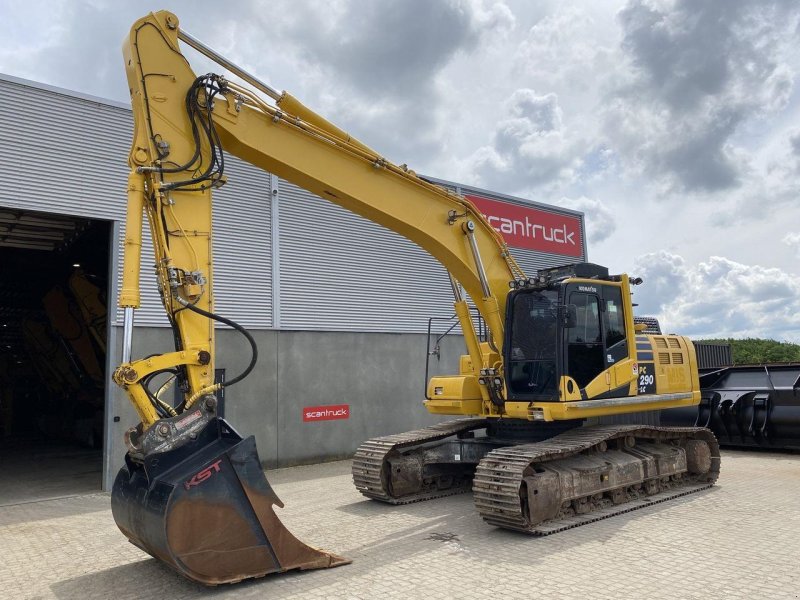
[512,5,617,104]
[254,0,516,164]
[783,232,800,257]
[463,88,584,190]
[604,0,799,194]
[715,129,800,225]
[556,196,616,244]
[633,251,800,341]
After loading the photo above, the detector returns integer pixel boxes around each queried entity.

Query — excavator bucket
[111,418,349,585]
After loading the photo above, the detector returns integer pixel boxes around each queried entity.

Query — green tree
[696,338,800,365]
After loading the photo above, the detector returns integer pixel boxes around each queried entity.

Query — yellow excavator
[113,10,720,585]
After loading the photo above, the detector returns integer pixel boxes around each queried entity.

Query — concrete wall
[105,326,465,489]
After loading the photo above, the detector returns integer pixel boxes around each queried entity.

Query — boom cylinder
[177,29,282,101]
[464,222,491,298]
[464,222,505,345]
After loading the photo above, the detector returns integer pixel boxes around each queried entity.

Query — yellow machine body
[427,276,701,421]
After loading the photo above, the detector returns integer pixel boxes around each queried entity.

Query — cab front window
[507,289,559,399]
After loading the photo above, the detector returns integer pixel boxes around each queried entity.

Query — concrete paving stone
[1,450,799,599]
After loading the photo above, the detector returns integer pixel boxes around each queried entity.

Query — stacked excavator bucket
[111,419,348,585]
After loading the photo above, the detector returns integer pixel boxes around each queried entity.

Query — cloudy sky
[2,0,800,341]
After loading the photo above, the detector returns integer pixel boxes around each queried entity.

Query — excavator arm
[117,11,525,431]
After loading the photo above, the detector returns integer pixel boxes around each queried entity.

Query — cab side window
[604,287,628,364]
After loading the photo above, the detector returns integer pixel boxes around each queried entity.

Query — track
[353,422,720,535]
[352,418,487,504]
[472,425,721,535]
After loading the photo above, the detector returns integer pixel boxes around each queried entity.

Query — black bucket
[662,364,800,450]
[111,418,349,585]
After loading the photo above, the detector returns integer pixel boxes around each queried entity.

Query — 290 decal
[637,363,656,395]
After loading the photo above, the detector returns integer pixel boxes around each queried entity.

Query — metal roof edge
[0,72,131,111]
[421,174,585,219]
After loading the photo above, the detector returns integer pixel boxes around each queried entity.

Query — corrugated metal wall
[275,179,586,333]
[0,76,130,221]
[119,159,273,327]
[277,180,455,332]
[2,74,586,335]
[209,165,272,328]
[0,75,273,329]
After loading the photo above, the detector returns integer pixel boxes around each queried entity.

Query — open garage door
[0,207,111,504]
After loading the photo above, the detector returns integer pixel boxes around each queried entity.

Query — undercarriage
[352,420,720,534]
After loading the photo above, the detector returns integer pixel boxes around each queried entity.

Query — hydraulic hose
[175,296,258,409]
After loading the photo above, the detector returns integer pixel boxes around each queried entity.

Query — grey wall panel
[0,77,129,221]
[204,162,273,328]
[277,180,457,333]
[215,328,279,469]
[106,325,464,485]
[274,330,462,466]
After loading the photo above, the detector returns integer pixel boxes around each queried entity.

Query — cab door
[504,288,561,402]
[563,285,609,395]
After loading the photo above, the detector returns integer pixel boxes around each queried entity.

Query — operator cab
[504,263,629,402]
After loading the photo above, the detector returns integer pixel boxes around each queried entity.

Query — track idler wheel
[684,439,712,475]
[111,418,349,585]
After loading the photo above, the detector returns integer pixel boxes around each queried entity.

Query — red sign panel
[465,194,583,258]
[302,404,350,422]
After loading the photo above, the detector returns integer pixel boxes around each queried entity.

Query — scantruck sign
[466,194,583,258]
[303,404,350,422]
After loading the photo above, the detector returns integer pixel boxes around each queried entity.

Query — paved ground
[1,449,799,600]
[0,438,102,506]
